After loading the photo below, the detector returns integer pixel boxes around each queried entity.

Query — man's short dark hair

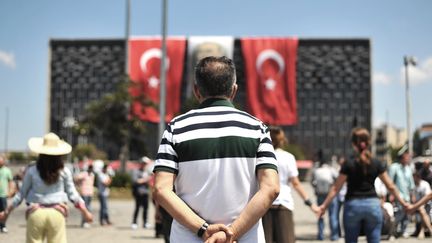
[194,56,236,98]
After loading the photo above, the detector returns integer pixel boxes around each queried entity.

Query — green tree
[413,129,422,156]
[8,152,26,162]
[282,143,306,160]
[80,77,147,171]
[72,143,107,161]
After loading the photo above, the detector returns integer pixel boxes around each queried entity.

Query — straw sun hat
[28,132,72,155]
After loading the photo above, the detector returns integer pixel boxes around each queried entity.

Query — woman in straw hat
[0,132,93,243]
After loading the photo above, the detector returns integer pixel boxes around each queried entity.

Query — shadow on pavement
[296,233,319,241]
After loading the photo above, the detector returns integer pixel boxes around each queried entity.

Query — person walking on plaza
[0,132,92,243]
[97,164,112,226]
[317,127,409,243]
[131,156,152,229]
[0,154,14,233]
[153,56,280,243]
[388,151,415,238]
[74,164,95,228]
[312,154,339,241]
[262,126,319,243]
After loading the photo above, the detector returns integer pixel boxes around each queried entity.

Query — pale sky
[1,0,432,150]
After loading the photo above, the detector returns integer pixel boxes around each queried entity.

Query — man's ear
[193,84,203,102]
[229,83,238,100]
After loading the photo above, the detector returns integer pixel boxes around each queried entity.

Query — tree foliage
[7,152,38,163]
[282,143,306,160]
[79,77,148,162]
[72,143,107,161]
[413,129,422,156]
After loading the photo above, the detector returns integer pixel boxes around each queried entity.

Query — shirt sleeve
[132,170,139,182]
[7,168,13,181]
[311,169,316,186]
[377,159,387,174]
[388,164,396,182]
[425,182,432,194]
[408,170,415,191]
[12,166,33,208]
[340,161,349,175]
[62,168,85,208]
[287,153,298,178]
[153,123,179,174]
[255,125,278,172]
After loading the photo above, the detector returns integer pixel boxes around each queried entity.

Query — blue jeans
[343,198,382,243]
[0,197,7,229]
[317,195,340,241]
[98,194,110,225]
[337,200,344,237]
[81,195,92,226]
[394,201,409,236]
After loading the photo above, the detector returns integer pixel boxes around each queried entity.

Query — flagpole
[404,56,416,156]
[159,0,168,144]
[125,0,130,73]
[119,0,131,173]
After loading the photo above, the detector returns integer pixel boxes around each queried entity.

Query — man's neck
[199,96,230,103]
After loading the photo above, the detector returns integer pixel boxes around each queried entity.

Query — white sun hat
[28,132,72,155]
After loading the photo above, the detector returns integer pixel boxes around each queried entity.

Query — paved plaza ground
[0,182,428,243]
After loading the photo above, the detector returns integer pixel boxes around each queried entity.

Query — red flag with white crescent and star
[128,37,186,123]
[241,37,298,125]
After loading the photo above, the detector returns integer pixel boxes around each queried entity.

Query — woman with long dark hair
[0,133,92,243]
[317,128,408,243]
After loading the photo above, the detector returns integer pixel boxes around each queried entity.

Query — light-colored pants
[27,208,66,243]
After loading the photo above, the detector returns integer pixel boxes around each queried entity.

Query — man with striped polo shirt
[153,56,280,243]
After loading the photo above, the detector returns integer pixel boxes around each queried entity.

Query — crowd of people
[309,133,432,242]
[0,56,432,243]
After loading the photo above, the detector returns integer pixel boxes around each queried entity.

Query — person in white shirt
[262,126,319,243]
[411,172,432,237]
[312,153,339,241]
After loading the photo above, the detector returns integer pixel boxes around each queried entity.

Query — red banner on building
[129,37,186,123]
[241,38,298,125]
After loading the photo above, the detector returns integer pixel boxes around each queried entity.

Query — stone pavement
[0,182,428,243]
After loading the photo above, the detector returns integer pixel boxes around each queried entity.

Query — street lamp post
[119,0,131,173]
[404,55,417,157]
[159,0,168,144]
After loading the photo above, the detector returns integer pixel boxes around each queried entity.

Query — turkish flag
[241,37,298,125]
[129,37,186,123]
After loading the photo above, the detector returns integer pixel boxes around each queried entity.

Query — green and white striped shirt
[154,98,277,242]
